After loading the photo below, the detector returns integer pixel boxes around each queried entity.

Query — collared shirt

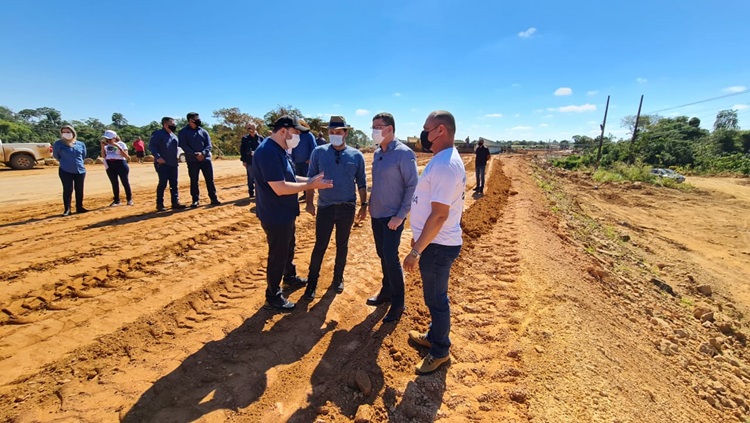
[308,144,366,208]
[148,129,179,167]
[410,147,466,246]
[240,134,262,164]
[133,140,145,152]
[291,131,317,163]
[254,138,299,225]
[178,126,212,162]
[370,138,418,219]
[475,145,490,167]
[53,140,87,174]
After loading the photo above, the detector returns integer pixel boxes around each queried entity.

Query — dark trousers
[187,160,217,202]
[106,160,132,203]
[295,162,309,178]
[261,220,298,304]
[371,216,406,309]
[419,243,462,358]
[307,203,356,286]
[244,162,254,196]
[59,169,85,211]
[476,165,486,190]
[155,164,180,206]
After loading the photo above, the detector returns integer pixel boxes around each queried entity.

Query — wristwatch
[410,249,421,259]
[361,202,369,206]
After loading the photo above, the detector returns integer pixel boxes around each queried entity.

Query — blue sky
[2,0,749,141]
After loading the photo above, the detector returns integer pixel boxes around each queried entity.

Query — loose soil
[0,154,748,422]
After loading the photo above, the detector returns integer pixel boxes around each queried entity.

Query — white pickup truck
[0,138,53,169]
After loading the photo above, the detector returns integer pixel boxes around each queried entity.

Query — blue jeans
[476,165,486,189]
[106,160,132,203]
[155,164,180,206]
[308,203,356,286]
[371,216,406,309]
[187,160,217,202]
[419,243,462,358]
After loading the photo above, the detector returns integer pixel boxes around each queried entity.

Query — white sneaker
[110,201,120,207]
[127,200,134,206]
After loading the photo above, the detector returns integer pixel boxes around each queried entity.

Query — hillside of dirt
[0,153,748,422]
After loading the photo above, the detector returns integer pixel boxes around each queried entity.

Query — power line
[645,89,750,114]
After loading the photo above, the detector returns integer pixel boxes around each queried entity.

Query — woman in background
[52,125,88,216]
[101,130,133,206]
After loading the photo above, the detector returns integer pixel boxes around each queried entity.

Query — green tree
[212,107,264,156]
[714,109,739,131]
[263,105,303,129]
[0,120,34,141]
[688,117,701,128]
[348,129,370,148]
[111,112,128,128]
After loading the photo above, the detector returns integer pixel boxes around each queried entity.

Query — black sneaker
[190,201,200,208]
[76,207,89,213]
[210,199,222,206]
[303,285,317,300]
[333,276,344,294]
[263,297,296,312]
[62,208,71,216]
[156,205,167,212]
[283,276,307,290]
[172,203,187,209]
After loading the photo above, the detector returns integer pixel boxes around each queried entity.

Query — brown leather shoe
[408,330,432,348]
[416,353,450,374]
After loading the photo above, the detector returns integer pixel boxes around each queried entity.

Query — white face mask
[62,133,74,141]
[372,129,384,145]
[286,132,301,150]
[329,134,344,146]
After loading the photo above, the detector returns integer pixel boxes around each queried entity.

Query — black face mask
[167,124,177,132]
[192,119,202,128]
[420,130,433,152]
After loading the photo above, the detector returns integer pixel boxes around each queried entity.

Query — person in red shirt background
[133,136,146,163]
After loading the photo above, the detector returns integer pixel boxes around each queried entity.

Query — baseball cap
[103,130,118,139]
[272,115,308,131]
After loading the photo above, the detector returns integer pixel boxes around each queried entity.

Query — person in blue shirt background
[149,117,187,211]
[178,112,221,208]
[254,115,333,312]
[291,119,317,201]
[240,122,263,198]
[303,115,367,300]
[52,125,88,216]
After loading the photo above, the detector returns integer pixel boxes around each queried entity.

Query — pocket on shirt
[345,162,358,177]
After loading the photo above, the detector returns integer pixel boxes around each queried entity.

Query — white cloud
[539,123,549,127]
[316,113,333,118]
[393,92,401,97]
[511,125,532,131]
[636,77,648,84]
[355,109,370,116]
[733,104,749,110]
[587,90,598,96]
[513,113,521,118]
[518,27,537,39]
[554,87,573,96]
[544,114,554,119]
[554,104,597,113]
[533,109,545,114]
[723,86,747,93]
[484,113,503,118]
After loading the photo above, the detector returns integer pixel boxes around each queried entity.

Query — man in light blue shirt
[303,116,367,300]
[367,112,418,323]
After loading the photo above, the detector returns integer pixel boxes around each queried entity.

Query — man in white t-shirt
[403,110,466,374]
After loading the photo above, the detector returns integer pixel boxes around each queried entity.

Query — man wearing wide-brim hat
[302,115,368,300]
[253,115,334,311]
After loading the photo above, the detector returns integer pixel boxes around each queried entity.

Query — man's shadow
[391,371,448,421]
[287,307,393,422]
[121,290,337,423]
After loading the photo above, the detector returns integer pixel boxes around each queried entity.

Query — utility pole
[629,95,644,164]
[595,95,610,168]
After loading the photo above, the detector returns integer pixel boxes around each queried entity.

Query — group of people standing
[52,112,221,214]
[251,110,466,374]
[52,109,470,375]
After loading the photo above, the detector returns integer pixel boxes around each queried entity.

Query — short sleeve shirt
[104,141,128,161]
[409,148,466,246]
[253,138,300,225]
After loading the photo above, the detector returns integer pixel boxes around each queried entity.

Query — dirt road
[0,154,748,422]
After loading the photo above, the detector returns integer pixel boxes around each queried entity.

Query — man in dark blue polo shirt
[254,115,334,311]
[291,119,317,201]
[178,112,220,208]
[303,116,367,300]
[149,116,187,212]
[240,122,262,198]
